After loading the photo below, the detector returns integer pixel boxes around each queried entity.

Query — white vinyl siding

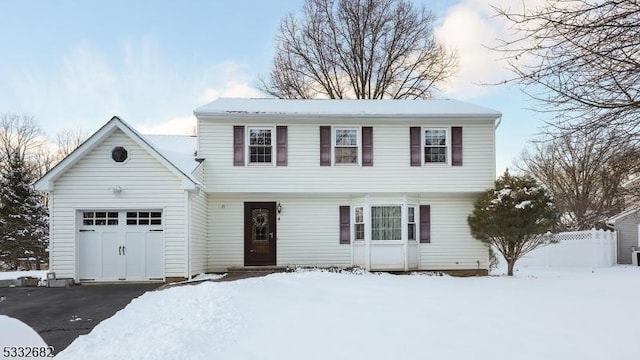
[49,129,187,280]
[208,195,351,272]
[418,194,489,270]
[189,190,208,275]
[206,193,487,272]
[199,120,495,193]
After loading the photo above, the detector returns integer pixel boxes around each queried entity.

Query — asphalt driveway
[0,284,159,355]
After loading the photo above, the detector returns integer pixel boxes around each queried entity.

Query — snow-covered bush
[468,171,557,276]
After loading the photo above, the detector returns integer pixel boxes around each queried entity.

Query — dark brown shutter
[420,205,431,243]
[276,126,288,166]
[320,126,331,166]
[452,126,462,166]
[233,126,245,166]
[339,206,350,244]
[362,126,373,166]
[410,127,421,166]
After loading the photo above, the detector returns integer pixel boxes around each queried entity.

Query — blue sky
[0,0,548,173]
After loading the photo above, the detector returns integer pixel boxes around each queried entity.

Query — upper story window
[334,128,359,165]
[423,128,447,164]
[248,127,273,164]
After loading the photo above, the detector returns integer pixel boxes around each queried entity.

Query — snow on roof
[194,98,502,119]
[144,135,199,175]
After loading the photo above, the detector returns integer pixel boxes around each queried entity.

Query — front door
[244,202,277,266]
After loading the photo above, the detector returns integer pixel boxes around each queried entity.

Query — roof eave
[194,111,502,121]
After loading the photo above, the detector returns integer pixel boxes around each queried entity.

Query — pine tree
[0,152,48,270]
[468,171,558,276]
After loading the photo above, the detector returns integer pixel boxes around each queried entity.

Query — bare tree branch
[260,0,457,99]
[518,129,640,230]
[492,0,640,137]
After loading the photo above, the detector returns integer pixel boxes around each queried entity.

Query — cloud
[435,0,544,99]
[137,115,197,135]
[2,39,262,137]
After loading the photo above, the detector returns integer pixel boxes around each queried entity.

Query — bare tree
[519,130,640,230]
[54,127,87,161]
[0,113,48,177]
[493,1,640,139]
[260,0,458,99]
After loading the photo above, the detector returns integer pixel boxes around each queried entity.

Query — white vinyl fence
[517,229,617,268]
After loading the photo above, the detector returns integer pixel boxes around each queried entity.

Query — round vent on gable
[111,146,128,163]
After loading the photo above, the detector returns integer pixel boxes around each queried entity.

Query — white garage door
[78,210,164,282]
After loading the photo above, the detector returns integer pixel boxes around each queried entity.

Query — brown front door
[244,202,277,266]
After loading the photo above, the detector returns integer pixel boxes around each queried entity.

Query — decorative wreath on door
[253,209,269,230]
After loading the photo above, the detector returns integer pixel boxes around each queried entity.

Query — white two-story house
[35,98,501,282]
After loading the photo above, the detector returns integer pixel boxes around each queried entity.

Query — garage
[78,210,164,282]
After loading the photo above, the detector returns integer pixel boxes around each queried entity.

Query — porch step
[226,266,289,273]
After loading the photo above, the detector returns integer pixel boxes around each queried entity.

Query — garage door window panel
[83,211,118,226]
[127,211,162,225]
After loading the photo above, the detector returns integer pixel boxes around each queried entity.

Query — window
[248,127,273,164]
[111,146,128,163]
[127,211,162,225]
[408,206,417,241]
[354,207,364,241]
[83,211,118,226]
[334,128,359,164]
[371,206,401,240]
[424,128,447,163]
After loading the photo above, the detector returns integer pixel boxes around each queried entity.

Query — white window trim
[421,126,451,166]
[246,125,276,166]
[332,126,361,166]
[354,206,365,242]
[350,203,422,242]
[370,205,403,242]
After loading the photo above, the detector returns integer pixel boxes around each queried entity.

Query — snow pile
[0,270,48,281]
[187,273,226,282]
[56,267,640,360]
[0,315,47,359]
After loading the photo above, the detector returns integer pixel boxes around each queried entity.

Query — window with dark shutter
[320,126,331,166]
[276,126,288,166]
[452,126,463,166]
[233,126,245,166]
[419,205,431,243]
[410,127,421,166]
[339,206,350,244]
[362,126,373,166]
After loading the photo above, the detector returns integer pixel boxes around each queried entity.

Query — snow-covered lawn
[0,270,47,281]
[55,266,640,360]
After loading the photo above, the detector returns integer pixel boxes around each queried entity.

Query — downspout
[48,192,54,275]
[185,191,192,280]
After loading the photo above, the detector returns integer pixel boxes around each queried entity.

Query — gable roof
[607,207,640,224]
[35,116,201,192]
[194,98,502,120]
